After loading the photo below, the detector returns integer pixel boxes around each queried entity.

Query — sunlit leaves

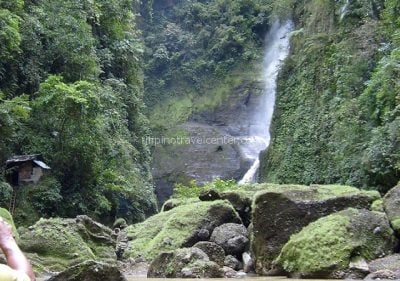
[0,9,21,61]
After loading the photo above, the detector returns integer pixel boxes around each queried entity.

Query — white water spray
[239,21,293,184]
[340,0,349,21]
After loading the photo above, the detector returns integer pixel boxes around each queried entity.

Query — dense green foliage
[142,0,271,109]
[0,0,156,225]
[261,0,400,192]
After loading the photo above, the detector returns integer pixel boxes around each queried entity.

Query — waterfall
[238,21,293,184]
[340,0,349,21]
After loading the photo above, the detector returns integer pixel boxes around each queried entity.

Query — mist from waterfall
[239,21,293,184]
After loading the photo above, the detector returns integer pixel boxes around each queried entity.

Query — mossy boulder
[48,260,126,281]
[383,185,400,234]
[19,216,116,273]
[125,200,241,260]
[251,184,380,274]
[0,207,18,239]
[147,247,223,278]
[275,208,397,278]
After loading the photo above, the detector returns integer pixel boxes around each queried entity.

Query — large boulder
[210,223,248,255]
[275,208,397,278]
[193,242,225,266]
[251,184,380,274]
[147,248,223,278]
[48,260,126,281]
[19,216,116,272]
[383,184,400,234]
[125,200,241,260]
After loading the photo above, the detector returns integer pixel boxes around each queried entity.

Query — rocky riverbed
[4,183,400,280]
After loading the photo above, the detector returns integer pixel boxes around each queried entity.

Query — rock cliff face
[260,0,400,191]
[152,80,265,203]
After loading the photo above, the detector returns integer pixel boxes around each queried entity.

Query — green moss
[252,183,379,202]
[276,210,352,272]
[371,199,384,212]
[125,200,238,260]
[0,208,19,240]
[391,218,400,232]
[275,208,396,275]
[19,218,95,261]
[19,217,119,273]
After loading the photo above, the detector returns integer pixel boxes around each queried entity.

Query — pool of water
[128,276,337,281]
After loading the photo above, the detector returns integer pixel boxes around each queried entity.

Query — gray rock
[364,269,400,280]
[224,255,242,271]
[193,241,225,266]
[383,185,400,235]
[152,122,250,205]
[48,260,126,281]
[368,254,400,273]
[196,228,210,241]
[251,185,381,274]
[210,223,249,255]
[148,248,223,278]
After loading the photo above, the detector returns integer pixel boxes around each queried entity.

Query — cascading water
[340,0,349,21]
[238,21,293,184]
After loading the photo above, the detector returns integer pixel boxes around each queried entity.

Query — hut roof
[6,155,50,169]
